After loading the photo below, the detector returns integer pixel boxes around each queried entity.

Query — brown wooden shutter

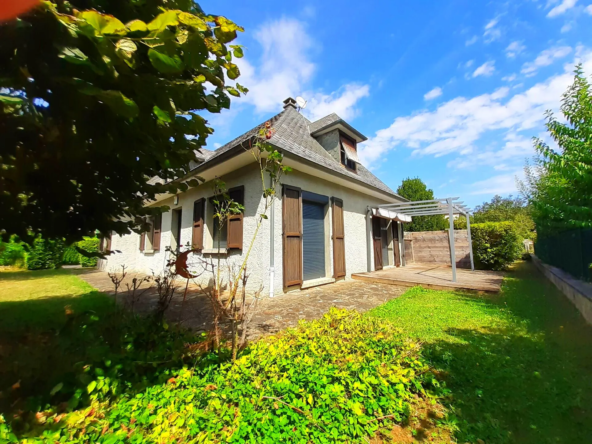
[192,199,205,250]
[152,214,162,251]
[106,232,112,252]
[332,198,346,278]
[283,185,303,288]
[227,186,244,249]
[139,232,145,251]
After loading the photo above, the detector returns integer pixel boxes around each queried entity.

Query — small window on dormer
[340,135,358,172]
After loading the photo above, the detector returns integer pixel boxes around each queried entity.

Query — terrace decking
[352,263,504,293]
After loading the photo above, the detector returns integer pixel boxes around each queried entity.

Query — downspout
[269,195,275,298]
[366,206,373,272]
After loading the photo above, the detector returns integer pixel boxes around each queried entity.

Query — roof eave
[310,120,368,143]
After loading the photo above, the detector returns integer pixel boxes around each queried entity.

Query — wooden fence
[404,230,471,268]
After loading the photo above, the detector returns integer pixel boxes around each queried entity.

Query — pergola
[377,197,473,282]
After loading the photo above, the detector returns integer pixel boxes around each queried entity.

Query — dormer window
[340,134,359,172]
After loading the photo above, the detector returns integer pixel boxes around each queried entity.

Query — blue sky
[200,0,592,208]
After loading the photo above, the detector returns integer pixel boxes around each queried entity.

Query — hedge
[0,236,26,267]
[77,237,100,268]
[62,245,81,265]
[26,237,65,270]
[471,221,522,271]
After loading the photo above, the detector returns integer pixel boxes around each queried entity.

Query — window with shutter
[192,199,205,251]
[283,185,303,288]
[105,232,112,252]
[152,214,162,251]
[227,186,244,249]
[139,232,145,251]
[332,198,346,278]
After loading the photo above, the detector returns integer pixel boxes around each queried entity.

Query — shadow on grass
[427,262,592,444]
[0,291,207,432]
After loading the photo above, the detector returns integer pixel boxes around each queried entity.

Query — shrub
[62,245,80,265]
[0,236,26,267]
[10,309,435,443]
[472,222,522,271]
[26,237,65,270]
[77,237,100,268]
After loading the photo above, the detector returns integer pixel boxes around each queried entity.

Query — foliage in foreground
[471,222,522,270]
[0,0,246,244]
[521,65,592,232]
[6,309,435,443]
[370,262,592,444]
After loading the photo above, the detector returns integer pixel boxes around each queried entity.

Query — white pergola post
[447,198,457,282]
[466,213,474,271]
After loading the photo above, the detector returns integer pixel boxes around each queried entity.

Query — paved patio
[72,268,407,339]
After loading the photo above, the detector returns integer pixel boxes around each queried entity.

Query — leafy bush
[62,245,80,265]
[472,222,522,271]
[26,238,65,270]
[0,236,26,267]
[77,237,100,268]
[9,309,434,443]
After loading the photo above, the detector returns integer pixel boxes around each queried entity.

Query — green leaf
[205,95,218,107]
[77,10,126,36]
[183,33,209,69]
[126,19,148,33]
[153,105,172,123]
[115,39,137,61]
[230,45,244,58]
[178,12,208,31]
[50,382,64,396]
[224,63,240,80]
[87,380,97,394]
[98,91,139,119]
[147,10,179,32]
[225,87,240,97]
[0,95,24,105]
[59,47,90,65]
[148,48,185,74]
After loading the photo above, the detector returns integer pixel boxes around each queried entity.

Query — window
[212,216,228,248]
[139,213,162,252]
[339,134,358,172]
[205,186,244,252]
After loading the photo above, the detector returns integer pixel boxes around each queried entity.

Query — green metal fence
[535,228,592,282]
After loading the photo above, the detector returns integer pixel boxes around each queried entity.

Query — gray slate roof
[191,107,397,197]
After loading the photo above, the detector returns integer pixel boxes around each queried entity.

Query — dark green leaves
[97,91,139,119]
[183,33,208,69]
[224,63,240,80]
[153,105,172,123]
[148,47,185,74]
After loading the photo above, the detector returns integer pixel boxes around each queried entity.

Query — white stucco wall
[100,162,398,296]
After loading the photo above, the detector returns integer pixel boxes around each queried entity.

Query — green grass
[369,260,592,444]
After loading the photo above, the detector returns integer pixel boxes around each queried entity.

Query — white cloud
[521,45,572,75]
[424,87,443,101]
[586,5,592,14]
[470,171,524,195]
[473,61,496,77]
[561,22,573,32]
[547,0,578,17]
[465,60,474,68]
[231,17,368,122]
[303,84,370,122]
[235,18,314,113]
[506,41,526,58]
[502,74,518,82]
[358,47,592,170]
[483,17,502,43]
[465,35,478,46]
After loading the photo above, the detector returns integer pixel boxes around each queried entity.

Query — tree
[469,194,535,240]
[0,0,246,244]
[396,177,448,232]
[521,65,592,232]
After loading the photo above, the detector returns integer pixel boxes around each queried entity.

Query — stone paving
[73,269,407,339]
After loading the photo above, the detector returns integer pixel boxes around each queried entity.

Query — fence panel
[535,228,592,282]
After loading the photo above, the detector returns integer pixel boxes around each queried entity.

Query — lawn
[2,262,592,443]
[370,260,592,443]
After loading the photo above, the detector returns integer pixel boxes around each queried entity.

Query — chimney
[283,97,297,110]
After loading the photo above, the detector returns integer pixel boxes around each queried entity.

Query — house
[100,98,409,296]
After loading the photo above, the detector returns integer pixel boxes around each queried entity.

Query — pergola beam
[379,197,460,208]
